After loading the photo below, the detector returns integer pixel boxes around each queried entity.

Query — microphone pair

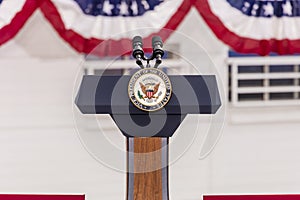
[132,36,164,68]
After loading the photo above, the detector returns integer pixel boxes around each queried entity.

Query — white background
[0,7,300,200]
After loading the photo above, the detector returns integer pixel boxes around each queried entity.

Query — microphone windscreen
[132,36,143,48]
[152,36,163,47]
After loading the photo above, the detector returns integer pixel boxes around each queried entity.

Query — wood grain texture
[127,137,169,200]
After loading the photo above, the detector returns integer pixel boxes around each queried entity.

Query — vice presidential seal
[128,68,172,112]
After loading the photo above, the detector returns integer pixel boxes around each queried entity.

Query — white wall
[0,8,300,200]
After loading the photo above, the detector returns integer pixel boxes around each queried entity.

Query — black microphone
[152,36,164,68]
[132,36,144,68]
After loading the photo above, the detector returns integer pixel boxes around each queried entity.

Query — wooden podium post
[127,137,169,200]
[75,75,221,200]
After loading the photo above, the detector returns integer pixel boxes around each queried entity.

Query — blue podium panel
[75,75,221,137]
[75,75,221,115]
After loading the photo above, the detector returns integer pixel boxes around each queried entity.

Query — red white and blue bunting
[1,0,300,56]
[39,0,192,56]
[195,0,300,55]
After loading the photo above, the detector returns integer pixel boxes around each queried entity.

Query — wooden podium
[75,75,221,200]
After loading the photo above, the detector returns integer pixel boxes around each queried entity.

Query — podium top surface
[75,75,221,115]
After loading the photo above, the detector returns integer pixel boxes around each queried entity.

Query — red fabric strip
[0,0,38,45]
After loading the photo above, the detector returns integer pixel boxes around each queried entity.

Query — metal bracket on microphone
[131,35,165,69]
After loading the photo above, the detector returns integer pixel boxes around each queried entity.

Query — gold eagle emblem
[139,82,160,99]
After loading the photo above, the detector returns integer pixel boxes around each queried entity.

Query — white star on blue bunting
[227,0,300,17]
[263,2,274,16]
[282,0,292,16]
[74,0,164,17]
